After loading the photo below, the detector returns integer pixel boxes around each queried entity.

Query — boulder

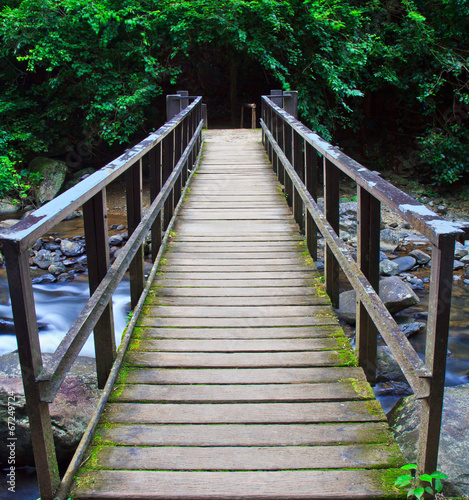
[32,249,54,270]
[60,239,84,257]
[32,273,56,284]
[409,249,431,265]
[392,256,416,273]
[0,200,20,215]
[336,277,419,323]
[380,259,399,276]
[379,276,419,314]
[109,234,124,246]
[454,241,468,260]
[380,228,400,251]
[29,157,68,205]
[0,352,101,468]
[48,262,67,276]
[388,385,469,497]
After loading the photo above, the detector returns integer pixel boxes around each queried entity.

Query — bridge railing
[0,95,204,500]
[261,94,469,476]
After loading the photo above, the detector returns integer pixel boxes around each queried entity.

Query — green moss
[365,400,386,418]
[339,377,374,399]
[337,349,358,366]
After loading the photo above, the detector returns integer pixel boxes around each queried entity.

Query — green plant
[394,464,447,499]
[0,156,42,205]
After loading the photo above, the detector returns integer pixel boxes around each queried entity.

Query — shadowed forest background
[1,0,469,203]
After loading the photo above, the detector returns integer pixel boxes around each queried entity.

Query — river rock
[400,321,425,337]
[393,256,417,273]
[388,385,469,497]
[60,239,84,257]
[32,273,56,284]
[48,262,67,275]
[0,200,20,215]
[109,234,124,246]
[57,272,74,282]
[380,229,400,251]
[380,259,399,276]
[29,157,68,205]
[454,241,468,260]
[453,260,465,270]
[336,277,419,323]
[409,249,431,265]
[0,352,101,468]
[377,345,407,383]
[32,249,54,269]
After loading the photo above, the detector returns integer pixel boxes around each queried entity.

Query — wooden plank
[146,295,329,306]
[125,351,352,368]
[141,305,335,318]
[171,234,303,241]
[122,367,366,385]
[138,317,338,328]
[94,444,402,471]
[112,382,373,403]
[71,469,403,499]
[139,326,343,339]
[97,422,394,447]
[157,269,315,276]
[164,251,305,259]
[151,287,318,298]
[149,279,320,288]
[133,338,345,352]
[104,401,386,424]
[175,221,299,235]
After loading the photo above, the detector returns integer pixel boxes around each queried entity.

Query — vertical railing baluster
[305,143,318,261]
[83,189,116,388]
[149,143,162,263]
[2,243,60,500]
[272,111,279,177]
[292,131,304,230]
[174,123,182,206]
[162,132,174,230]
[283,122,293,207]
[417,237,455,475]
[356,187,380,384]
[277,111,285,185]
[324,157,340,308]
[126,159,144,308]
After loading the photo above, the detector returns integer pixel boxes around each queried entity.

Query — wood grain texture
[70,132,404,499]
[71,470,403,499]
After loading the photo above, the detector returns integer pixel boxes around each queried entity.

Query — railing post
[356,188,380,384]
[162,132,174,230]
[83,189,116,388]
[2,242,60,500]
[305,143,318,260]
[283,90,298,118]
[149,143,162,262]
[292,131,304,230]
[417,237,455,474]
[283,122,293,207]
[126,159,144,308]
[324,157,340,308]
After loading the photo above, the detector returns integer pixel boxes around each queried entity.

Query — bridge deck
[71,130,404,499]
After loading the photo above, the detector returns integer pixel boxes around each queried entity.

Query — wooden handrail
[261,93,466,478]
[0,95,204,500]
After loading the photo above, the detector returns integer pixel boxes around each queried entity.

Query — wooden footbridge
[1,92,468,500]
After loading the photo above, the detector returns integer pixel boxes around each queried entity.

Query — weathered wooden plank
[139,326,343,339]
[175,221,299,236]
[112,382,373,403]
[141,305,335,318]
[94,443,403,471]
[170,234,304,241]
[122,367,366,385]
[164,251,306,259]
[146,295,329,306]
[151,287,318,298]
[167,244,304,251]
[97,422,394,447]
[125,351,352,368]
[157,269,315,276]
[138,317,338,328]
[133,338,346,352]
[104,401,386,424]
[71,469,403,499]
[149,279,320,288]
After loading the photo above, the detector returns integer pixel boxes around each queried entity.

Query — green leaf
[401,464,418,471]
[413,487,425,499]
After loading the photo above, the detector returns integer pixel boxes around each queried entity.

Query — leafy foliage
[0,156,42,205]
[394,463,447,499]
[1,0,468,190]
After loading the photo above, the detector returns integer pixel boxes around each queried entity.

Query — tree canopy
[1,0,468,191]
